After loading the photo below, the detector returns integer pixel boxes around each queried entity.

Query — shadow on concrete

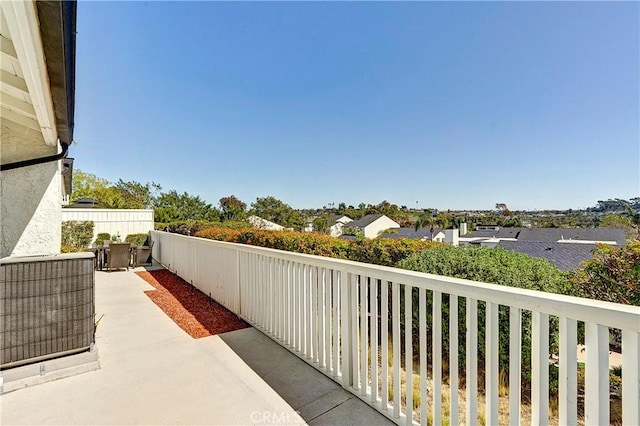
[219,328,394,426]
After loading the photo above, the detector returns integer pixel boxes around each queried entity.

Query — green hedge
[155,220,250,236]
[194,227,440,266]
[125,233,149,247]
[61,221,94,252]
[95,233,112,246]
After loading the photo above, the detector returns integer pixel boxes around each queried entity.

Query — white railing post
[235,248,241,319]
[371,277,379,404]
[531,311,549,426]
[485,302,499,426]
[466,298,478,426]
[392,281,401,419]
[351,273,359,388]
[622,330,640,425]
[559,316,577,426]
[585,323,609,425]
[360,275,368,396]
[381,280,390,412]
[332,270,340,379]
[432,290,442,426]
[405,285,413,425]
[449,295,459,426]
[340,271,353,388]
[419,288,428,426]
[509,307,521,426]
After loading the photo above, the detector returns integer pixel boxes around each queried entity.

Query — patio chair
[105,243,131,271]
[134,240,154,267]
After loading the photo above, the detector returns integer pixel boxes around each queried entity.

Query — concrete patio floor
[1,266,392,425]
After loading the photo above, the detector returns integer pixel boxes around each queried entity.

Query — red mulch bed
[136,269,249,338]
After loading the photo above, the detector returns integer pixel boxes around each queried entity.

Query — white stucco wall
[61,209,154,242]
[363,216,400,239]
[0,160,62,258]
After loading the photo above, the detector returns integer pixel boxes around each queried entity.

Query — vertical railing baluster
[405,285,413,425]
[317,267,324,367]
[419,288,427,426]
[433,290,442,426]
[622,330,640,425]
[340,270,353,389]
[305,265,312,359]
[559,316,577,426]
[585,323,609,425]
[449,295,459,426]
[332,270,340,378]
[486,302,499,426]
[509,307,521,426]
[325,268,332,372]
[381,280,390,412]
[466,297,478,426]
[360,276,369,396]
[351,273,359,389]
[371,277,379,404]
[392,281,401,419]
[532,312,550,426]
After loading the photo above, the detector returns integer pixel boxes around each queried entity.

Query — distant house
[329,215,353,237]
[248,215,286,231]
[380,227,443,241]
[516,228,626,246]
[460,226,626,247]
[344,214,400,239]
[380,227,462,245]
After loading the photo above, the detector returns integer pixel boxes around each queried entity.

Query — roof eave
[35,0,76,146]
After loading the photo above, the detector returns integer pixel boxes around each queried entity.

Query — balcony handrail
[152,231,640,332]
[150,230,640,426]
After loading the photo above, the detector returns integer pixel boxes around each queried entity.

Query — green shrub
[398,246,574,391]
[61,221,94,251]
[95,232,111,246]
[125,233,148,246]
[155,220,250,236]
[571,241,640,306]
[194,227,439,266]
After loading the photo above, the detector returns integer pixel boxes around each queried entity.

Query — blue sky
[73,1,639,211]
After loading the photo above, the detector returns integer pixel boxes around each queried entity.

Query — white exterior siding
[61,209,154,242]
[362,216,400,239]
[0,161,62,257]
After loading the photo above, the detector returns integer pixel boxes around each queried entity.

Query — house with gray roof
[329,215,353,237]
[516,228,626,246]
[460,226,626,246]
[380,227,444,241]
[344,214,400,239]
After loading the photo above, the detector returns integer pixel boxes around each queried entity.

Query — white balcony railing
[150,231,640,426]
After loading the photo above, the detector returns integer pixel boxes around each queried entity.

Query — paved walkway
[1,267,392,425]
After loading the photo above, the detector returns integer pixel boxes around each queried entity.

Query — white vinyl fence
[150,231,640,426]
[62,209,154,241]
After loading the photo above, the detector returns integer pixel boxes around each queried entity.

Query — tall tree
[113,179,161,209]
[219,195,247,221]
[250,196,303,229]
[414,212,438,240]
[71,170,111,204]
[155,190,219,222]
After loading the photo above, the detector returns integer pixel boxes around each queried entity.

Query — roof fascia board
[1,1,58,146]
